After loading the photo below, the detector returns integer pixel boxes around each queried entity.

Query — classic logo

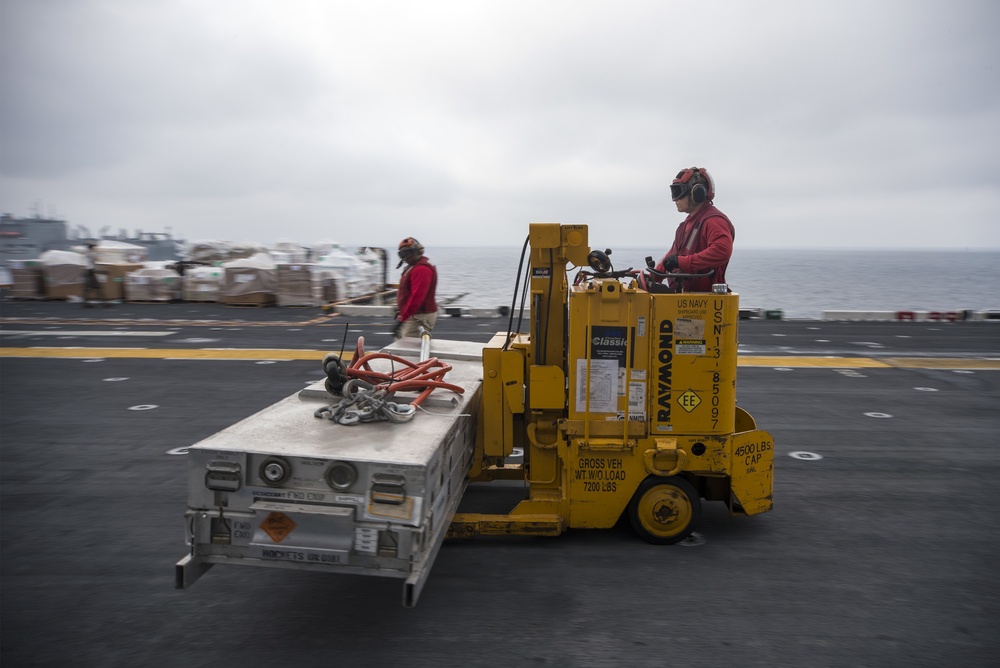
[592,336,628,347]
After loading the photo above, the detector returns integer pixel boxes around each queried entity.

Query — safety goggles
[669,183,691,201]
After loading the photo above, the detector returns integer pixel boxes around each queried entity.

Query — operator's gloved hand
[658,255,679,272]
[392,319,404,339]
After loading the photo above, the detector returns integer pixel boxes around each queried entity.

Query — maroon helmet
[670,167,715,204]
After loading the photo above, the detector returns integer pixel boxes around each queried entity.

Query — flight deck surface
[2,300,998,667]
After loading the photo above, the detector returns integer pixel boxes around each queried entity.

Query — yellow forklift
[176,222,773,605]
[450,223,773,543]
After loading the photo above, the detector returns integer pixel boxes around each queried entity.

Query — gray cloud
[1,0,997,249]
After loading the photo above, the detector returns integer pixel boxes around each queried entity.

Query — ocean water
[400,247,1000,320]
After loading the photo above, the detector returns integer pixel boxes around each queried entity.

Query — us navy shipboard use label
[675,318,706,355]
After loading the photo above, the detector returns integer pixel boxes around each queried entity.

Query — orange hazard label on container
[260,512,296,543]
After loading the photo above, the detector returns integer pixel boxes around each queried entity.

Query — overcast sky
[1,0,998,250]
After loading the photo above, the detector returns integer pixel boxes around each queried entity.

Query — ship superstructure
[0,213,183,267]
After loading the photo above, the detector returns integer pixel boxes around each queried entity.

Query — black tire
[627,476,701,545]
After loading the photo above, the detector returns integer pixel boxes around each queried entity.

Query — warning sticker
[677,389,702,413]
[628,381,646,411]
[259,512,297,543]
[675,319,706,355]
[611,382,647,422]
[676,339,706,355]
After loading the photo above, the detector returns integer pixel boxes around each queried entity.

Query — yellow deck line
[2,347,998,369]
[880,357,1000,369]
[736,356,891,368]
[737,356,1000,369]
[0,347,336,361]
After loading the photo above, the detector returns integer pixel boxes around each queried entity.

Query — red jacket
[656,204,734,293]
[397,257,438,321]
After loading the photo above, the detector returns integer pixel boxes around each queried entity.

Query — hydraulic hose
[319,336,465,425]
[504,235,531,351]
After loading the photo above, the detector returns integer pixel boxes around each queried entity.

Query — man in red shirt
[651,167,735,293]
[394,237,438,339]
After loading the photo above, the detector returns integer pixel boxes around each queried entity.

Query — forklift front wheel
[628,476,701,545]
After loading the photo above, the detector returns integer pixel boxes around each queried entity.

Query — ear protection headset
[671,167,715,204]
[397,237,424,268]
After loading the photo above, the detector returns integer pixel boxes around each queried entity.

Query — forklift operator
[651,166,735,293]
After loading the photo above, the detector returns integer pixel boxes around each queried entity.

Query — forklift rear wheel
[628,476,701,545]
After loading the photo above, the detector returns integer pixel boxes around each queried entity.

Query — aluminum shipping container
[176,339,484,606]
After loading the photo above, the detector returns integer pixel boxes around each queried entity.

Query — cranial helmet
[398,237,424,257]
[670,167,715,204]
[396,237,424,267]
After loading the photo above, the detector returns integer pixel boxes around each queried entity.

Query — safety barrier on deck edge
[819,310,1000,322]
[336,306,1000,322]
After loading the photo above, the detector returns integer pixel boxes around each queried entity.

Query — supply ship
[0,212,184,268]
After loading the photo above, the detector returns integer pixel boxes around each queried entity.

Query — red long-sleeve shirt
[397,257,438,321]
[656,204,735,293]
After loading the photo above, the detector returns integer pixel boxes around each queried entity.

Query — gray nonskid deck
[1,305,998,666]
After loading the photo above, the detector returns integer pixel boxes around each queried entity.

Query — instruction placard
[575,358,617,413]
